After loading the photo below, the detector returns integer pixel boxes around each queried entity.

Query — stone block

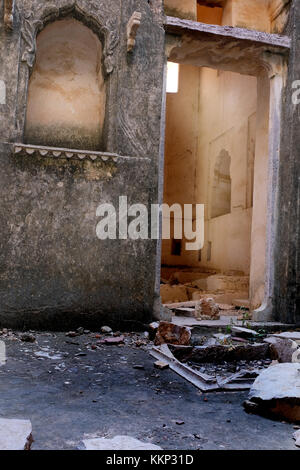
[154,321,191,346]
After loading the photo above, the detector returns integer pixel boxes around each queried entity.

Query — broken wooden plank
[151,344,219,392]
[151,344,257,392]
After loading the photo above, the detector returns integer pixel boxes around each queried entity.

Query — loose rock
[100,335,124,345]
[264,336,299,363]
[154,322,191,346]
[101,326,112,334]
[20,333,36,343]
[245,363,300,422]
[195,298,220,320]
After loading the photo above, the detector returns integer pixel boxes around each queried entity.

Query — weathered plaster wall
[25,18,106,150]
[0,0,165,329]
[165,0,291,34]
[223,0,271,32]
[197,4,223,24]
[164,0,197,20]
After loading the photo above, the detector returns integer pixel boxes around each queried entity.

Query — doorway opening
[161,63,268,315]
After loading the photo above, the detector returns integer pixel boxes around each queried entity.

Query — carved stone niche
[17,2,120,151]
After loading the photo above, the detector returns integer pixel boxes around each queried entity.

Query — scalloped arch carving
[20,1,119,75]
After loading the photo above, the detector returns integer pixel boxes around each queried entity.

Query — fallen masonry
[170,343,271,364]
[265,336,299,363]
[244,363,300,422]
[0,419,33,450]
[0,328,299,449]
[293,430,300,447]
[154,321,191,346]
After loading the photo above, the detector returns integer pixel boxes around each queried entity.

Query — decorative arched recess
[211,149,231,219]
[14,0,120,147]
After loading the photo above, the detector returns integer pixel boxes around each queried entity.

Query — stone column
[272,1,300,325]
[252,55,287,321]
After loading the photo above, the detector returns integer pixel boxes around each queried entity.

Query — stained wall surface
[0,0,165,329]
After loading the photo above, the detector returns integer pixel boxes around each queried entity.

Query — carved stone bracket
[127,11,142,52]
[14,143,120,163]
[4,0,14,30]
[20,2,119,74]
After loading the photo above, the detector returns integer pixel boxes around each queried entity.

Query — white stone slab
[0,419,32,450]
[271,332,300,341]
[293,429,300,447]
[232,326,258,336]
[0,341,6,366]
[249,363,300,401]
[83,435,162,450]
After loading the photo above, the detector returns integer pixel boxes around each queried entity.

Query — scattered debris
[20,333,36,343]
[99,335,124,345]
[154,322,191,346]
[195,298,220,320]
[170,343,270,364]
[34,351,62,360]
[244,363,300,422]
[83,435,162,450]
[151,344,220,392]
[154,360,169,370]
[217,369,260,391]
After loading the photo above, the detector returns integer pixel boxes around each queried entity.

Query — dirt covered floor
[0,329,298,450]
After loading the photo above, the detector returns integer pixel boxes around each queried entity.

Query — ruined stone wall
[0,0,165,329]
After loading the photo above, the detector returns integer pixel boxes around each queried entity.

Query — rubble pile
[195,298,220,320]
[160,268,250,313]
